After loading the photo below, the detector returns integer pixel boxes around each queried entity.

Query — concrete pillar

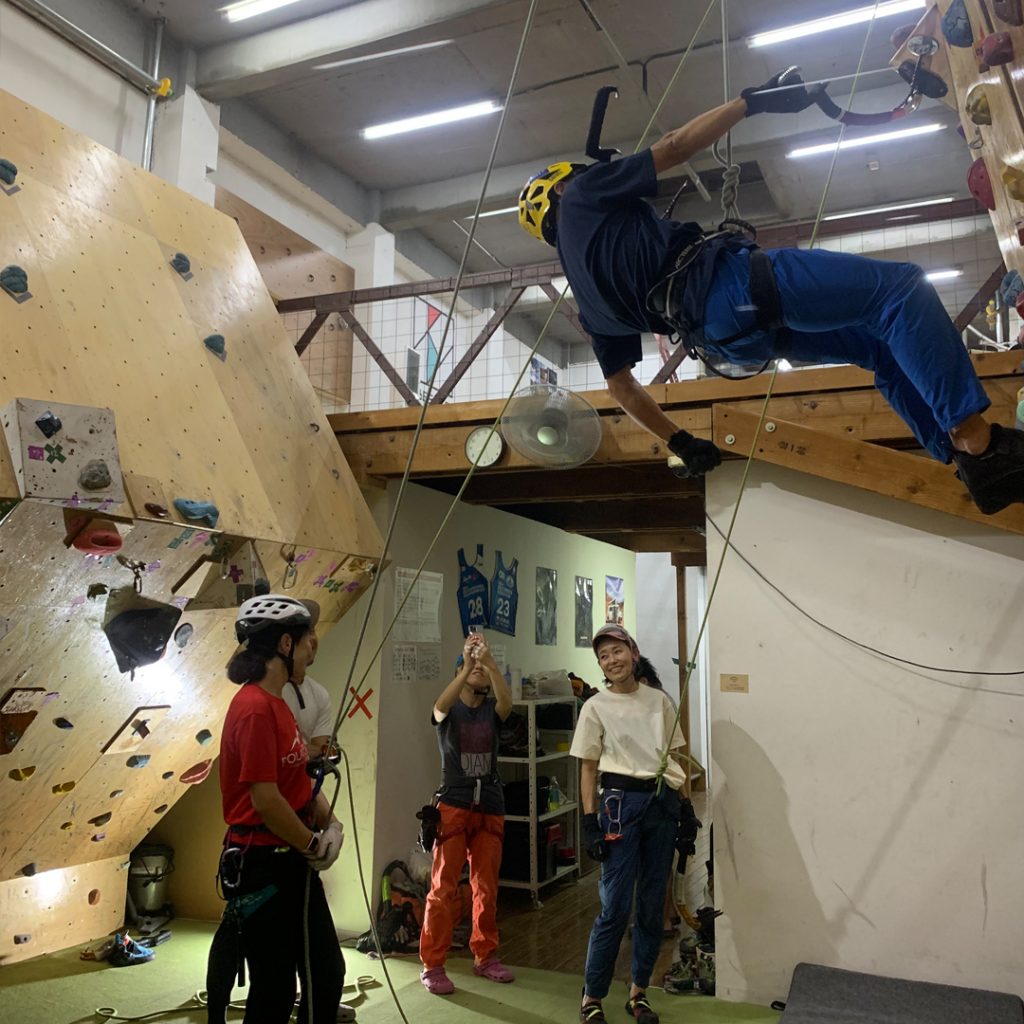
[151,86,220,205]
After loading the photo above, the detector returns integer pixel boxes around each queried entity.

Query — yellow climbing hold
[1002,164,1024,200]
[155,77,173,98]
[8,766,35,781]
[965,83,992,125]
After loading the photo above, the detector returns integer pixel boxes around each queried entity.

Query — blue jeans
[584,787,680,999]
[702,248,991,462]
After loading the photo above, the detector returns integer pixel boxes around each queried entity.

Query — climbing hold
[53,716,74,729]
[103,586,182,674]
[161,771,174,780]
[979,32,1014,67]
[88,812,112,827]
[154,804,168,814]
[19,864,36,877]
[180,759,213,785]
[34,410,62,438]
[126,754,150,769]
[195,728,213,746]
[13,934,31,945]
[87,583,109,600]
[78,459,112,491]
[8,766,35,781]
[965,83,992,126]
[173,498,219,529]
[144,502,169,518]
[0,159,16,185]
[968,158,996,210]
[174,622,194,649]
[0,264,28,295]
[890,23,916,49]
[203,333,227,360]
[942,0,973,47]
[1002,165,1024,201]
[91,833,106,842]
[61,821,74,830]
[994,0,1023,27]
[254,577,270,595]
[110,789,124,798]
[1000,271,1024,306]
[88,889,101,906]
[170,252,191,276]
[52,780,75,794]
[68,515,122,555]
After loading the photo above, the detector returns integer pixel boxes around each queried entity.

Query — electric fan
[500,384,602,469]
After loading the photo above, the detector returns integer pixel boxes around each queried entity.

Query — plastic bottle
[548,776,562,813]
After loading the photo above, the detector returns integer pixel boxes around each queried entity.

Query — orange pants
[419,803,504,969]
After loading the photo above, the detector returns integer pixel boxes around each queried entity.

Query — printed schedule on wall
[394,567,443,643]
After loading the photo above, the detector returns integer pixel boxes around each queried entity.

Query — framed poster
[575,575,593,647]
[535,566,557,646]
[604,575,624,625]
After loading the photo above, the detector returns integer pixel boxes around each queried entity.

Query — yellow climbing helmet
[518,161,586,246]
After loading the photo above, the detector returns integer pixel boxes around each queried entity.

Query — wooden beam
[712,406,1024,535]
[422,462,703,504]
[431,286,525,404]
[954,263,1006,333]
[276,260,563,313]
[495,497,706,532]
[539,282,590,341]
[585,532,706,559]
[675,562,691,795]
[337,308,420,407]
[294,311,329,357]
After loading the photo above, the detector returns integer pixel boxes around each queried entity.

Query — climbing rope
[716,0,740,223]
[655,0,888,790]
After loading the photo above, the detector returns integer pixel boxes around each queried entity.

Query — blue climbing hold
[203,334,226,360]
[171,252,191,275]
[0,159,16,186]
[126,755,150,769]
[1,265,28,294]
[174,498,219,529]
[942,0,973,47]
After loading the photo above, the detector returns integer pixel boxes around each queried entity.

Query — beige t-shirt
[570,684,687,790]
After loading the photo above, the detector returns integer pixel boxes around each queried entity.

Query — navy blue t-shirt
[556,150,704,378]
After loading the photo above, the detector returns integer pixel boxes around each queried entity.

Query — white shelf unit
[498,696,580,907]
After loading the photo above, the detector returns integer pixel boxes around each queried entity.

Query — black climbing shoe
[580,1001,607,1024]
[625,993,659,1024]
[952,423,1024,515]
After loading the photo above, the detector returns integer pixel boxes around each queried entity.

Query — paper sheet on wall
[392,641,442,683]
[394,567,443,642]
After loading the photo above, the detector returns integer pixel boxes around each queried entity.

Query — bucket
[128,842,174,912]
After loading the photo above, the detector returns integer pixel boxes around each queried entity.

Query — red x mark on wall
[347,686,374,720]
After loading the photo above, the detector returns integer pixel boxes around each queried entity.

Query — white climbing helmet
[235,594,312,642]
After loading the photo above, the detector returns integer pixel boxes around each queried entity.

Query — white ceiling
[113,0,977,274]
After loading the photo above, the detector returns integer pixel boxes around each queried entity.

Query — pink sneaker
[473,957,515,983]
[420,966,454,995]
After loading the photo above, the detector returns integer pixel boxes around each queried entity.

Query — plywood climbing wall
[0,90,383,963]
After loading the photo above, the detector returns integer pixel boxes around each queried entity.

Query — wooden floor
[453,869,680,985]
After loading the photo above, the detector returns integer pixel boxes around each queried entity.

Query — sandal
[419,966,454,995]
[625,993,659,1024]
[580,1002,607,1024]
[473,956,515,983]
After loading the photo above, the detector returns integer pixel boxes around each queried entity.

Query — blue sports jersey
[489,551,518,636]
[556,150,720,378]
[456,544,489,637]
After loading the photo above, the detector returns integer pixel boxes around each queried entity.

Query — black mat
[778,963,1024,1024]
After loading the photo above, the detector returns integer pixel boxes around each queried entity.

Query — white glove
[307,820,343,872]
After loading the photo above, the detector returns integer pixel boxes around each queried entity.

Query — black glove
[741,66,824,117]
[668,429,722,477]
[675,797,702,874]
[416,804,441,853]
[582,812,608,862]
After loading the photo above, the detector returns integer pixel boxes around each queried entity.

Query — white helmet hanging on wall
[235,594,312,642]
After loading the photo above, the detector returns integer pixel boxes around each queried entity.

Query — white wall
[368,482,637,886]
[706,461,1024,1005]
[0,3,148,163]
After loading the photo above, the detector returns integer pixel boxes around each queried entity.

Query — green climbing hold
[1,265,28,294]
[204,333,226,359]
[0,159,16,186]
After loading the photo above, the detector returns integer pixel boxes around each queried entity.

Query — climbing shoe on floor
[625,992,659,1024]
[580,1001,607,1023]
[952,423,1024,514]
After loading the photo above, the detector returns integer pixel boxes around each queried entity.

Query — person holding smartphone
[419,632,515,995]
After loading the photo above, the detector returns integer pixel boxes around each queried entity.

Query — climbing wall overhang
[0,89,383,962]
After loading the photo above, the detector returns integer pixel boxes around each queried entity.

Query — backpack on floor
[355,860,426,955]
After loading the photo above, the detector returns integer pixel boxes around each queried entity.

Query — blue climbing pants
[702,248,990,462]
[583,787,680,999]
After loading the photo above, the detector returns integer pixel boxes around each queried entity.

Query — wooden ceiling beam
[494,497,706,532]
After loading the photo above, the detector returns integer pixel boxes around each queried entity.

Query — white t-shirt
[570,684,687,790]
[281,675,333,747]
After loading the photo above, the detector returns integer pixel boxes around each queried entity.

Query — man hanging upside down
[517,69,1024,515]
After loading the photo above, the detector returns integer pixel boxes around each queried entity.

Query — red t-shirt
[220,683,311,846]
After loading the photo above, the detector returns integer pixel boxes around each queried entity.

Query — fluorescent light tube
[787,123,943,159]
[925,269,962,281]
[823,196,955,220]
[748,0,925,47]
[314,40,453,71]
[465,206,519,220]
[221,0,305,22]
[363,100,501,140]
